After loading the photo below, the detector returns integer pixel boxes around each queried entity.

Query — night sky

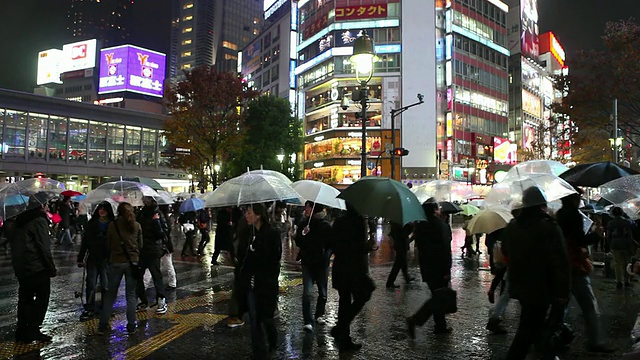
[0,0,639,92]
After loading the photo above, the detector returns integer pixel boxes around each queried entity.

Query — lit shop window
[181,51,192,57]
[183,3,193,9]
[181,63,191,70]
[182,27,192,33]
[183,15,193,21]
[182,39,192,45]
[225,54,238,60]
[222,41,238,50]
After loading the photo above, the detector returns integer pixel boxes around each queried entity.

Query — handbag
[182,223,195,233]
[433,287,458,314]
[114,222,143,278]
[493,241,507,268]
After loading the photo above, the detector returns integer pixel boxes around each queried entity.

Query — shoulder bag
[114,222,143,279]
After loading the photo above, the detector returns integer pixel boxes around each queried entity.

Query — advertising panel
[522,90,542,118]
[521,0,539,58]
[62,39,97,72]
[37,49,63,85]
[242,40,262,74]
[335,4,388,21]
[493,136,516,164]
[523,124,535,150]
[98,45,166,97]
[302,15,328,40]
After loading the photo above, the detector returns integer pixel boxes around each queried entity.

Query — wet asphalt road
[0,222,639,360]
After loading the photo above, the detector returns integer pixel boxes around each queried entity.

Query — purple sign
[98,45,166,97]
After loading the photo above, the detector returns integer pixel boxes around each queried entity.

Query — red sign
[302,16,329,40]
[71,44,88,60]
[335,4,388,21]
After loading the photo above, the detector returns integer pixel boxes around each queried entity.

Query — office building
[67,0,133,47]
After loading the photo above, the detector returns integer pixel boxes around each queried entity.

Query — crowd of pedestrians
[7,183,640,360]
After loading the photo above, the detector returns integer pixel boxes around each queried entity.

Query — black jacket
[215,209,233,251]
[390,222,412,252]
[10,211,56,279]
[503,210,570,305]
[78,217,112,263]
[58,201,73,228]
[295,213,333,269]
[608,216,637,251]
[238,223,282,319]
[137,205,166,258]
[414,214,452,285]
[331,212,369,290]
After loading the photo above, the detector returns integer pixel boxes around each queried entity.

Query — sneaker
[80,310,95,322]
[226,317,245,328]
[136,302,148,311]
[315,316,326,325]
[303,324,313,332]
[486,319,507,335]
[166,285,177,290]
[156,298,168,315]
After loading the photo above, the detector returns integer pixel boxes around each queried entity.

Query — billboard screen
[37,49,63,85]
[493,136,517,164]
[522,89,541,118]
[521,0,539,58]
[98,45,166,97]
[62,39,97,72]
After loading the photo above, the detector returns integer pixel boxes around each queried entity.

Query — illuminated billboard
[522,90,541,118]
[521,0,539,58]
[493,136,517,164]
[62,39,97,72]
[539,32,565,67]
[37,49,63,85]
[98,45,166,97]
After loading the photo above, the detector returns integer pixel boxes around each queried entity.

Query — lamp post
[213,164,221,189]
[609,129,623,163]
[390,94,424,179]
[350,30,376,178]
[187,174,194,193]
[277,148,285,172]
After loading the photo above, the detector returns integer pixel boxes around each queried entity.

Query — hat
[522,186,547,208]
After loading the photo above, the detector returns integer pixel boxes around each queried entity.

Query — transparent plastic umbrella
[13,178,65,195]
[0,184,59,219]
[503,160,569,181]
[203,172,303,208]
[412,180,477,203]
[83,181,169,208]
[485,173,577,210]
[599,175,640,204]
[619,198,640,219]
[291,180,346,210]
[249,169,292,185]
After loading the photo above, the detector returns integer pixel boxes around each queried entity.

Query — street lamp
[213,164,221,189]
[277,148,285,172]
[187,174,194,193]
[390,94,424,179]
[609,128,623,162]
[350,30,376,178]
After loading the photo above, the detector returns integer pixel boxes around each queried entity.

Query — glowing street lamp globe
[350,30,376,83]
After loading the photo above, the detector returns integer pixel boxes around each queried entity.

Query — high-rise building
[438,0,510,184]
[169,0,262,79]
[67,0,133,47]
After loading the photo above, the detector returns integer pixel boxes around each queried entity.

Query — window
[88,121,107,164]
[125,126,141,166]
[183,3,193,9]
[182,27,192,33]
[28,113,48,160]
[5,110,27,157]
[107,124,125,164]
[68,118,88,162]
[181,51,192,57]
[224,54,238,60]
[48,115,67,161]
[222,41,238,50]
[142,129,156,167]
[183,15,193,21]
[181,63,191,69]
[182,39,192,45]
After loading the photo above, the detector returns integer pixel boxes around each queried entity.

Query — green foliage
[227,95,304,179]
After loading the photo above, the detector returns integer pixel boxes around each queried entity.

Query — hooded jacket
[295,211,333,268]
[10,209,56,279]
[137,205,166,258]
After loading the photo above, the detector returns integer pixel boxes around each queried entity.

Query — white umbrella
[485,173,577,210]
[83,181,167,208]
[203,172,303,208]
[291,180,346,210]
[503,160,569,181]
[467,207,513,234]
[412,180,476,203]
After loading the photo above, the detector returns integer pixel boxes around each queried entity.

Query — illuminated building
[67,0,133,47]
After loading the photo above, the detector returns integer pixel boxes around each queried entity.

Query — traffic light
[392,147,409,156]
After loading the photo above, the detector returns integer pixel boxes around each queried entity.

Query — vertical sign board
[37,49,63,85]
[402,0,437,169]
[98,45,166,97]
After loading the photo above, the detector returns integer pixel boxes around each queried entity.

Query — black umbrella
[439,201,463,214]
[559,161,638,188]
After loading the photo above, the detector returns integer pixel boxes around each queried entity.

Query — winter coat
[556,206,596,275]
[390,222,412,252]
[235,215,250,269]
[197,209,211,231]
[10,211,56,279]
[331,212,369,291]
[502,210,570,305]
[414,214,452,285]
[137,205,167,259]
[215,209,233,251]
[78,217,111,263]
[607,216,636,251]
[238,222,282,319]
[107,217,143,264]
[58,201,73,228]
[295,212,333,269]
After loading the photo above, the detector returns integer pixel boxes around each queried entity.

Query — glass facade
[0,107,167,170]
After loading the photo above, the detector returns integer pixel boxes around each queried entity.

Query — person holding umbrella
[237,203,282,359]
[56,196,75,246]
[196,208,211,256]
[10,192,57,343]
[386,221,414,288]
[607,206,636,288]
[406,197,453,337]
[212,207,235,266]
[77,201,115,321]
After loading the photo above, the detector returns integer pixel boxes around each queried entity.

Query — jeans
[564,274,605,346]
[99,263,137,330]
[136,256,165,302]
[17,271,50,337]
[247,289,277,359]
[182,230,196,256]
[612,250,632,283]
[58,227,73,246]
[410,280,447,330]
[490,273,510,321]
[302,265,328,325]
[85,258,108,311]
[386,249,409,286]
[335,287,369,340]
